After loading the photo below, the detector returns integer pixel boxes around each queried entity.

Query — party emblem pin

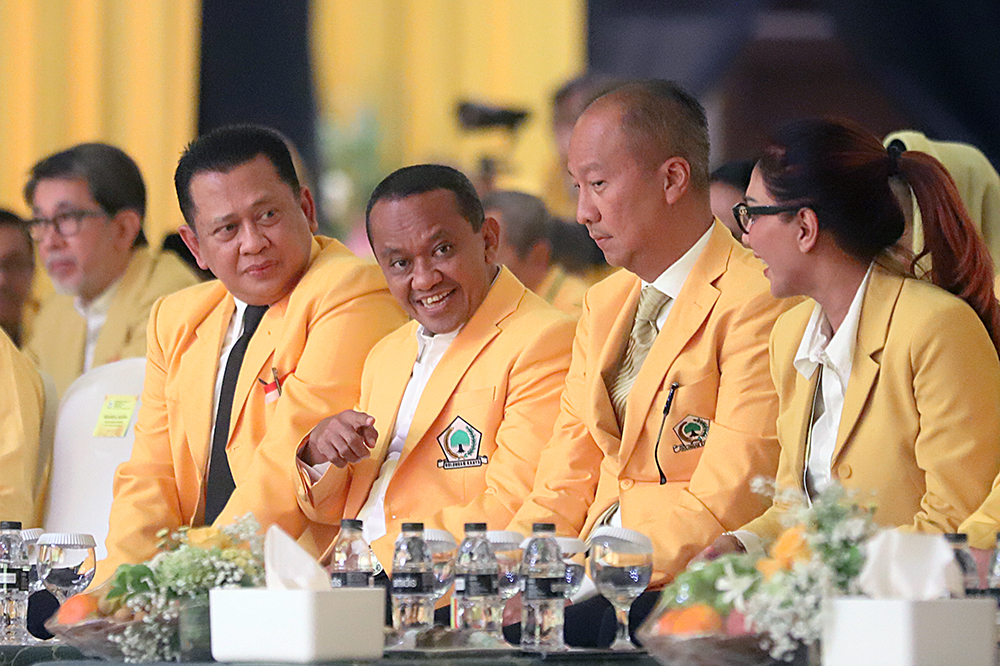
[437,416,488,469]
[673,415,710,453]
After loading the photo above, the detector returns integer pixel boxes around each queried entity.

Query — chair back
[44,357,146,559]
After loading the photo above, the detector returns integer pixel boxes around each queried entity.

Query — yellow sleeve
[0,333,45,526]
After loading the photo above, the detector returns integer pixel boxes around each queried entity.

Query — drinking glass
[487,531,523,600]
[588,527,653,651]
[424,529,457,604]
[36,534,97,603]
[556,537,587,600]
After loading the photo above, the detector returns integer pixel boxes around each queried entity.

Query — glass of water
[588,527,653,651]
[487,531,523,600]
[36,534,97,603]
[424,529,457,605]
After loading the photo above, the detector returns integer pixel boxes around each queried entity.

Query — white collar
[643,225,713,298]
[415,325,461,362]
[73,277,120,319]
[793,264,874,384]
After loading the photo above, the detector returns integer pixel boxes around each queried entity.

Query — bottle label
[0,565,24,591]
[391,572,435,594]
[330,571,373,588]
[454,573,498,597]
[524,576,565,600]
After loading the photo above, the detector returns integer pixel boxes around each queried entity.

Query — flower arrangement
[50,514,265,662]
[642,480,878,663]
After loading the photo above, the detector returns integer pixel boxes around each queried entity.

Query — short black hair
[711,159,756,191]
[0,209,32,256]
[365,164,484,245]
[481,190,551,258]
[175,124,300,227]
[24,142,148,248]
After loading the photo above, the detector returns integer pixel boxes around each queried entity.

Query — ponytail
[898,150,1000,351]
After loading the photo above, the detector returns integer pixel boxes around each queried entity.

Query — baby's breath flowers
[107,514,265,662]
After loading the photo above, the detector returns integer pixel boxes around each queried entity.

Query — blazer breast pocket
[450,386,497,409]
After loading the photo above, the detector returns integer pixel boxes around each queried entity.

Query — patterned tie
[608,285,669,427]
[204,304,269,525]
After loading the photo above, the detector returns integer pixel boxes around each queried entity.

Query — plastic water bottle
[19,529,42,594]
[326,519,374,588]
[0,521,29,645]
[521,523,565,651]
[945,533,980,591]
[391,522,435,631]
[452,523,500,634]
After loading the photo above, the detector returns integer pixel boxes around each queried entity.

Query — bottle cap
[555,537,586,556]
[943,533,969,544]
[37,533,97,548]
[0,521,23,530]
[401,522,424,532]
[587,525,654,553]
[486,530,523,549]
[20,528,43,544]
[424,529,457,552]
[464,523,487,532]
[532,522,556,533]
[340,519,363,530]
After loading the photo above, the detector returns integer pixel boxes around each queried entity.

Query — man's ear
[299,186,319,234]
[481,215,500,264]
[796,207,820,253]
[178,224,210,270]
[660,157,691,205]
[112,209,144,252]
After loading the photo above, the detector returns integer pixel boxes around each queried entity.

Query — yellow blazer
[510,221,792,585]
[744,267,1000,544]
[298,267,575,570]
[536,265,589,319]
[26,247,200,396]
[98,237,407,581]
[0,331,46,527]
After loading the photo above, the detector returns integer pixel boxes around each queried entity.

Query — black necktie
[204,304,269,525]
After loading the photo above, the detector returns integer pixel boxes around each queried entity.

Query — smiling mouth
[417,289,454,309]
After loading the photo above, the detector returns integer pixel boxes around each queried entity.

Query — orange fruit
[57,593,100,625]
[655,608,682,634]
[670,603,723,635]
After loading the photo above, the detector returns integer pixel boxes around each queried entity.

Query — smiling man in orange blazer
[98,126,406,582]
[295,165,574,574]
[505,81,793,645]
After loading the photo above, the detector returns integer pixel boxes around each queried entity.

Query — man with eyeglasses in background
[23,143,199,396]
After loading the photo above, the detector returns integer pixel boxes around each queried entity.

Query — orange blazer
[0,331,45,527]
[510,221,793,585]
[297,267,575,570]
[745,267,1000,544]
[98,237,407,582]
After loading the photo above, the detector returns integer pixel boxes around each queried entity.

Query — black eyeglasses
[28,209,106,241]
[731,203,804,235]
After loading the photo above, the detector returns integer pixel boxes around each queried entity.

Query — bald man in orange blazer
[505,81,793,646]
[99,127,406,582]
[295,165,574,573]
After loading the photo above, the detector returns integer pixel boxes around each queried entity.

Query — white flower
[716,560,756,611]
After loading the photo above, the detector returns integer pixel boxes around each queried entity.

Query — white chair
[44,357,146,559]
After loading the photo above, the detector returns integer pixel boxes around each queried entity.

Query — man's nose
[411,258,440,291]
[576,190,597,226]
[238,222,269,253]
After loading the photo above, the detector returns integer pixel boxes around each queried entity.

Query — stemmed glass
[588,526,653,651]
[36,534,97,604]
[487,531,523,602]
[424,529,457,609]
[556,537,586,600]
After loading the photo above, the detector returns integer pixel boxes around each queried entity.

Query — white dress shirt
[735,265,872,554]
[207,298,249,470]
[73,280,120,372]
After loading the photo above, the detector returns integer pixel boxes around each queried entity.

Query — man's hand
[300,410,378,468]
[697,533,745,561]
[503,593,523,626]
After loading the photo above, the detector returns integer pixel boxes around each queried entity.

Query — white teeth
[422,292,447,306]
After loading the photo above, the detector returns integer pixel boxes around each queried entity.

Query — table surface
[0,644,86,666]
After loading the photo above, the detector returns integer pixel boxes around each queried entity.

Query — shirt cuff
[728,530,765,556]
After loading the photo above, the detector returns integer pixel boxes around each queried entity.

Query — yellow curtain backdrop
[311,0,586,196]
[0,0,200,249]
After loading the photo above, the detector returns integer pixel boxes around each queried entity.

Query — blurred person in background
[706,119,1000,558]
[483,190,589,318]
[24,143,200,396]
[710,159,755,240]
[0,210,37,347]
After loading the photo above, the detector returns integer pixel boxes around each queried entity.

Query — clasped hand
[301,410,379,468]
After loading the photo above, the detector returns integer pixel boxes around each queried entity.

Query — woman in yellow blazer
[708,118,1000,554]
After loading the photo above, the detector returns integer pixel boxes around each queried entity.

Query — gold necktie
[609,285,669,427]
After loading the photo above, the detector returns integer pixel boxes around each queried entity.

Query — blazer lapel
[182,292,234,484]
[832,268,900,463]
[402,268,520,457]
[229,299,285,442]
[593,279,639,453]
[94,248,149,366]
[619,225,727,465]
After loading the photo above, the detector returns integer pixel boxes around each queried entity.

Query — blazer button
[839,464,852,479]
[620,478,634,490]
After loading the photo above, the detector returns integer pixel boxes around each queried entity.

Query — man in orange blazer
[98,126,407,582]
[295,164,574,575]
[505,81,792,645]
